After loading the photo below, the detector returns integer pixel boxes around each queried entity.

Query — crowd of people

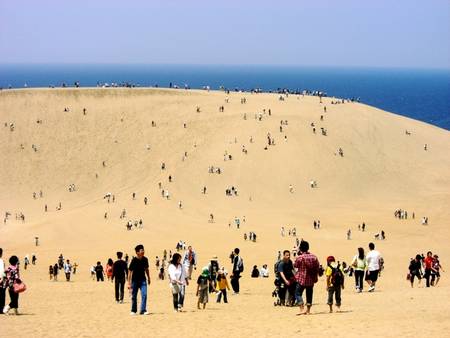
[273,241,384,314]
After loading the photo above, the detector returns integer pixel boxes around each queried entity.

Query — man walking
[182,246,197,280]
[294,241,320,315]
[112,251,128,303]
[365,242,382,292]
[231,248,244,294]
[64,259,72,282]
[128,244,150,315]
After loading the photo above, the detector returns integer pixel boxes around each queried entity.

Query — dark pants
[9,288,19,309]
[424,268,432,287]
[354,270,364,290]
[65,273,71,281]
[217,289,228,303]
[96,273,104,282]
[296,284,313,306]
[172,285,185,310]
[278,282,296,305]
[230,273,240,293]
[0,286,5,313]
[327,286,341,306]
[115,278,125,301]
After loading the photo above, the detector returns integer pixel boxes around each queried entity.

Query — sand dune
[0,88,449,337]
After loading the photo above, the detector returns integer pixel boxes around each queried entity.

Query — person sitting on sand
[251,265,260,278]
[260,264,269,278]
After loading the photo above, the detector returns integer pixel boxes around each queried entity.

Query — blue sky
[0,0,449,68]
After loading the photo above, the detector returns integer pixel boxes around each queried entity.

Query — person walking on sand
[196,267,211,310]
[230,248,244,295]
[183,246,197,280]
[3,255,22,315]
[365,242,382,292]
[423,251,434,288]
[351,247,367,292]
[112,252,128,303]
[53,263,59,281]
[95,261,105,281]
[105,259,114,282]
[0,248,5,314]
[294,241,320,315]
[325,256,344,313]
[216,268,230,303]
[408,255,423,288]
[168,253,189,312]
[49,265,54,280]
[431,255,443,286]
[64,259,72,282]
[127,244,150,315]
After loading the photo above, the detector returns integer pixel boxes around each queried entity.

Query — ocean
[0,64,449,130]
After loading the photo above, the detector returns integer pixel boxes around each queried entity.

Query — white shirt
[260,267,269,277]
[168,264,187,285]
[366,250,381,271]
[64,263,72,273]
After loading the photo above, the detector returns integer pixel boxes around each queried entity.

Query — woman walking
[168,253,188,312]
[106,258,114,282]
[351,247,367,293]
[3,255,22,315]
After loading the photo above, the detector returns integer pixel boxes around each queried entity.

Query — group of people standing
[275,241,384,315]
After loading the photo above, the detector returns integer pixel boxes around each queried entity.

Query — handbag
[406,273,411,281]
[171,282,180,294]
[13,279,27,293]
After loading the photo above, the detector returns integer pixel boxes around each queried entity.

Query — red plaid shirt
[294,252,319,286]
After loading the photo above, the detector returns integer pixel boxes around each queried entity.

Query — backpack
[237,257,244,273]
[274,260,282,278]
[331,264,344,287]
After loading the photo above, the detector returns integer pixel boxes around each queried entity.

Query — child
[196,267,210,309]
[325,256,344,313]
[158,266,165,280]
[49,265,54,280]
[216,268,230,303]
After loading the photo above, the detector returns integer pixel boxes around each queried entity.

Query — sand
[0,88,449,337]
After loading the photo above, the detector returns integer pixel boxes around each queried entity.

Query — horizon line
[0,62,449,71]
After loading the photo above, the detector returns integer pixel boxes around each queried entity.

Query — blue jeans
[131,280,147,314]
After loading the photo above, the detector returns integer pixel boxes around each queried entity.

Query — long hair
[358,247,364,260]
[170,253,181,266]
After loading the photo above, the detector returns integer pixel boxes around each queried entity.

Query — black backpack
[331,264,344,287]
